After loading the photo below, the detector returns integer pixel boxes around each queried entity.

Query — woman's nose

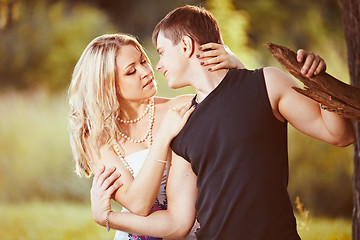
[141,64,152,78]
[156,60,162,71]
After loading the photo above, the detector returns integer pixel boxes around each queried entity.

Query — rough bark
[340,0,360,238]
[266,42,360,122]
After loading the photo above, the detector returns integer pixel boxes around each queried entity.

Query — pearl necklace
[111,97,155,176]
[117,97,155,144]
[111,139,135,175]
[119,98,153,124]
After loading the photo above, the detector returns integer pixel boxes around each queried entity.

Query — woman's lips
[143,79,154,88]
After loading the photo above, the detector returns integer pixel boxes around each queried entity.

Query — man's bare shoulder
[263,67,297,87]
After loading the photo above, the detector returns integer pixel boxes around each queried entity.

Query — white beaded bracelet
[106,210,113,232]
[147,156,167,164]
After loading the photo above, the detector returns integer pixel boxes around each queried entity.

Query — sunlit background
[0,0,354,239]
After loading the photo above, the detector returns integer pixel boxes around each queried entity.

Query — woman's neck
[119,98,150,121]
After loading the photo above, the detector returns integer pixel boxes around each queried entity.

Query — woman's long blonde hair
[68,33,150,177]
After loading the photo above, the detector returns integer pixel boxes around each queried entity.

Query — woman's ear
[181,36,195,58]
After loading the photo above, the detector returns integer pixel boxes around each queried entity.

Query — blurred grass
[296,215,351,239]
[0,201,351,240]
[0,201,113,240]
[0,90,91,202]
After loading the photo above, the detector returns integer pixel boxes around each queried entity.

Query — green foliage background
[0,0,354,220]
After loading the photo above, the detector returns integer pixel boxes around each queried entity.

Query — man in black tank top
[151,5,354,240]
[171,68,298,239]
[90,5,355,240]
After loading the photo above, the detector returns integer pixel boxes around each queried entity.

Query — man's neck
[191,68,229,103]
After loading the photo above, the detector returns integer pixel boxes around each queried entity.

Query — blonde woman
[68,33,243,240]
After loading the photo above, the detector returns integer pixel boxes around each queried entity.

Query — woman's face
[116,44,156,102]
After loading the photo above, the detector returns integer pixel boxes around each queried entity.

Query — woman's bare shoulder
[154,95,194,110]
[155,94,194,108]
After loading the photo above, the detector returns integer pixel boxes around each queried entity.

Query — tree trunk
[340,0,360,238]
[0,0,15,30]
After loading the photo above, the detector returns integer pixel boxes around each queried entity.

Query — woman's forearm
[118,133,171,215]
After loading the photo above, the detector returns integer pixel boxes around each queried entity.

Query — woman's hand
[196,43,246,71]
[157,102,195,140]
[296,49,327,77]
[91,166,123,226]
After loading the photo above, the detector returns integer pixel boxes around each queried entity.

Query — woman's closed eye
[126,69,136,75]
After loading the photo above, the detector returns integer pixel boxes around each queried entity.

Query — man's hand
[297,49,326,77]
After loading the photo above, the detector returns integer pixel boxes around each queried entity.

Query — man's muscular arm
[264,67,355,146]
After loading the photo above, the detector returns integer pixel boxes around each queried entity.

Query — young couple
[69,5,355,240]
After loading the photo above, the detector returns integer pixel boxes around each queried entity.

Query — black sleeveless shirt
[171,68,300,239]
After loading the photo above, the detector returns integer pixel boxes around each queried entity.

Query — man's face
[155,31,188,89]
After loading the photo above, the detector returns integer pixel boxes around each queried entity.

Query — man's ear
[181,36,195,58]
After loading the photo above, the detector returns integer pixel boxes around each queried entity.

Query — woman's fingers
[91,166,122,202]
[207,62,227,72]
[183,105,195,120]
[179,102,192,116]
[108,179,123,194]
[198,43,243,70]
[102,171,121,191]
[97,167,116,188]
[172,102,191,116]
[93,166,120,192]
[92,165,105,187]
[197,50,222,59]
[197,43,225,60]
[200,55,225,66]
[198,42,221,51]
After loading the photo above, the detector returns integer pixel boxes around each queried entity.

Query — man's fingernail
[198,47,202,50]
[208,68,212,71]
[200,62,204,65]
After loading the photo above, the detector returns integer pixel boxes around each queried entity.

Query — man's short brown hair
[152,5,222,47]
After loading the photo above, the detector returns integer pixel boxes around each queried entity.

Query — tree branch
[266,42,360,121]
